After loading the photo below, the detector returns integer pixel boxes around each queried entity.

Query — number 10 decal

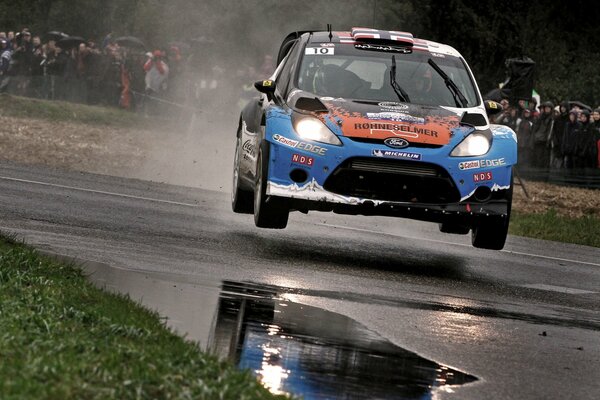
[305,47,335,55]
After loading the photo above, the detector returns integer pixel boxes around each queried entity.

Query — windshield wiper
[390,55,410,103]
[427,58,468,108]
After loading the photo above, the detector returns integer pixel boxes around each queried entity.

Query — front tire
[232,134,253,214]
[254,142,289,229]
[471,181,513,250]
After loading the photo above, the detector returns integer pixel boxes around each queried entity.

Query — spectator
[0,38,11,92]
[144,50,168,92]
[515,108,533,166]
[531,101,555,169]
[29,35,45,98]
[549,101,570,169]
[496,105,519,131]
[593,108,600,168]
[44,40,63,99]
[83,40,103,104]
[143,50,169,115]
[561,110,580,169]
[493,98,510,123]
[576,110,596,169]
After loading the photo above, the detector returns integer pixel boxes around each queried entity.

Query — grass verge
[509,210,600,248]
[0,236,285,400]
[0,94,153,129]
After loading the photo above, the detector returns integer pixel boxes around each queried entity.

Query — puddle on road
[81,261,476,399]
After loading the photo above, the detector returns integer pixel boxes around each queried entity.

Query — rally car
[232,27,516,250]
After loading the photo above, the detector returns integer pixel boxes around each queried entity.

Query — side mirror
[484,100,503,116]
[254,79,276,94]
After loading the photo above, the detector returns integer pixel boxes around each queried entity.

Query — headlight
[293,115,342,146]
[450,131,491,157]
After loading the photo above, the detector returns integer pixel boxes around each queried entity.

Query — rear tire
[254,142,289,229]
[232,134,254,214]
[471,180,513,250]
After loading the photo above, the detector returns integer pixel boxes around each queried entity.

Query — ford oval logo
[384,137,409,149]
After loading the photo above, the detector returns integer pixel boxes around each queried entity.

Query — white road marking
[0,176,202,208]
[519,284,597,295]
[319,223,600,268]
[4,174,600,270]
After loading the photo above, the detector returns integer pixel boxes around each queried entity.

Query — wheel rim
[254,153,262,216]
[232,137,241,204]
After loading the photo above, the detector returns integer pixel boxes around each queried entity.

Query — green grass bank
[0,237,284,400]
[509,210,600,248]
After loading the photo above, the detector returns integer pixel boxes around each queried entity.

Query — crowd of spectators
[0,27,274,115]
[493,98,600,173]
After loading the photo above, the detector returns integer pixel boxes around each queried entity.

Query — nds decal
[292,153,314,166]
[372,149,421,160]
[272,134,327,156]
[473,172,493,182]
[366,112,425,124]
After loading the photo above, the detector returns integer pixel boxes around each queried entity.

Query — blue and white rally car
[232,28,516,250]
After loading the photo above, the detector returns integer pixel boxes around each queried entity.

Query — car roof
[302,28,463,58]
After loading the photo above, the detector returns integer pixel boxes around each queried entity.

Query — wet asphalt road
[1,160,600,399]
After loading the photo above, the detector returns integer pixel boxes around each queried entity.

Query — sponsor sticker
[378,101,409,111]
[383,137,409,149]
[273,134,299,148]
[297,141,327,156]
[459,158,506,170]
[459,160,480,170]
[242,140,256,160]
[354,43,411,53]
[482,158,506,167]
[366,112,425,124]
[272,134,327,156]
[354,122,438,138]
[292,153,314,166]
[473,172,493,182]
[305,47,335,55]
[372,149,421,160]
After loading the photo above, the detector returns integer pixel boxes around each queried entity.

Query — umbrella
[46,31,69,42]
[115,36,146,50]
[56,36,85,49]
[483,87,510,102]
[568,101,592,112]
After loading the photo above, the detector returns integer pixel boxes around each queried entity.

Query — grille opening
[324,157,460,203]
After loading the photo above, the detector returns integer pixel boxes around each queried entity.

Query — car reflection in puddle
[210,281,477,399]
[82,261,476,399]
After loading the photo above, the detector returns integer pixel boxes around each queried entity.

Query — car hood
[319,98,461,146]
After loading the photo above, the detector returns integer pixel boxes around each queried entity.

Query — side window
[275,41,300,97]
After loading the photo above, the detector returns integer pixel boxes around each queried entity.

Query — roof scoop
[351,27,414,46]
[294,97,328,113]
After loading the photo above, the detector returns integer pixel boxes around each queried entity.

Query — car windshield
[296,43,479,108]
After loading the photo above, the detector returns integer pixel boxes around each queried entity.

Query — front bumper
[265,113,514,223]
